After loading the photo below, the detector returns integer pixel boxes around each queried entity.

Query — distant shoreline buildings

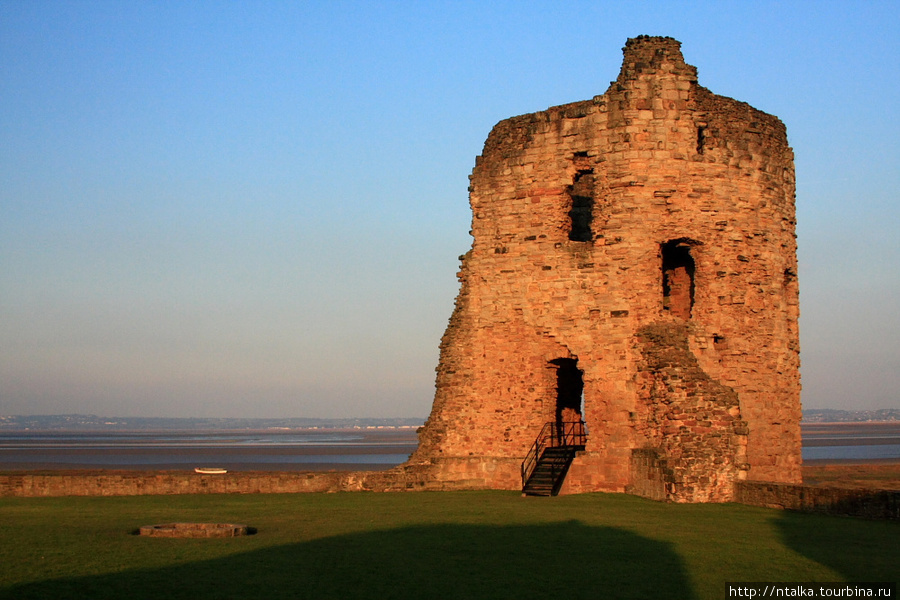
[0,410,897,431]
[0,414,426,431]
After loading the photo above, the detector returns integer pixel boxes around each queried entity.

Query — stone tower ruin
[408,36,801,502]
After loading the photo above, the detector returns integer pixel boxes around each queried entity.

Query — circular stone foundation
[138,523,252,538]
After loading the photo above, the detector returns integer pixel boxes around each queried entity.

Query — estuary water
[800,422,900,462]
[0,423,897,471]
[0,429,419,471]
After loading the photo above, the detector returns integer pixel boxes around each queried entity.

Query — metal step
[520,421,587,497]
[522,447,577,496]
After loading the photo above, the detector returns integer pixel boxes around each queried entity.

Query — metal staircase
[521,421,586,496]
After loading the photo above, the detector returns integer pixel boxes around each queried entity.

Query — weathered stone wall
[410,36,801,501]
[0,471,348,497]
[5,472,896,521]
[630,323,748,502]
[0,465,476,497]
[735,481,900,520]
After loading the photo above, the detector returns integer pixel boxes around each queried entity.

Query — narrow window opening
[549,358,584,425]
[662,240,695,320]
[567,169,594,242]
[697,125,707,154]
[713,334,727,350]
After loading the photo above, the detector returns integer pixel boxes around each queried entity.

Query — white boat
[194,467,228,474]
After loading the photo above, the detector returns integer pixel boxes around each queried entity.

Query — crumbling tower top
[616,35,697,84]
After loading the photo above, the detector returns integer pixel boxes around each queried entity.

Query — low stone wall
[139,523,252,538]
[4,471,897,521]
[735,480,900,520]
[0,471,346,497]
[0,465,483,498]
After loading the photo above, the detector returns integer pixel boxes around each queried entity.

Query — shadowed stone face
[410,36,801,502]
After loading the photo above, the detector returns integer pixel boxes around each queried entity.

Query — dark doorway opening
[549,358,584,425]
[662,240,695,320]
[567,170,594,242]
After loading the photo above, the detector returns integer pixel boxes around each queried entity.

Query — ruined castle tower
[409,36,801,502]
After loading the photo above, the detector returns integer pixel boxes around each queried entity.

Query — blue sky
[1,1,898,418]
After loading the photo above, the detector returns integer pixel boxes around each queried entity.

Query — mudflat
[801,421,900,446]
[801,422,900,489]
[0,429,420,472]
[802,463,900,490]
[3,424,899,489]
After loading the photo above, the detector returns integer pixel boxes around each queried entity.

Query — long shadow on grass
[775,511,900,582]
[2,520,696,600]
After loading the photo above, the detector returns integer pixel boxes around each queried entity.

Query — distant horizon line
[0,414,428,420]
[0,414,429,431]
[2,409,899,424]
[3,409,900,418]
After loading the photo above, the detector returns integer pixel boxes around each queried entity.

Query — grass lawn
[0,491,896,599]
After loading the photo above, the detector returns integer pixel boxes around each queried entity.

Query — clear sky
[1,1,898,419]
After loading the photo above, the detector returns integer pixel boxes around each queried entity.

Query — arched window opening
[567,170,594,242]
[662,240,695,320]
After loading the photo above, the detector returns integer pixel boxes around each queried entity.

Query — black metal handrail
[521,421,586,488]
